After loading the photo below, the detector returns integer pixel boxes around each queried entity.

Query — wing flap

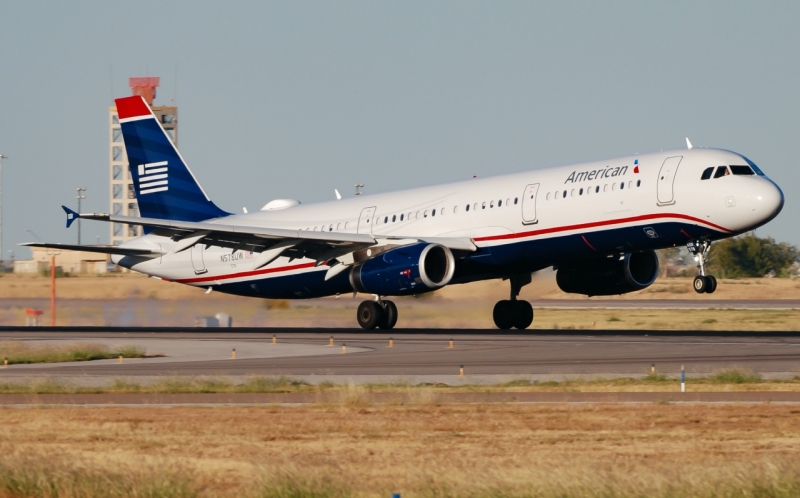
[20,243,163,258]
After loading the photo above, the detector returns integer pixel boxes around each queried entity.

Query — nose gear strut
[687,239,717,294]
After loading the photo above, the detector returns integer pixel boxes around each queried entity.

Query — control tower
[108,77,178,245]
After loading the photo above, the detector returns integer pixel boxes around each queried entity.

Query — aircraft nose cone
[757,179,784,222]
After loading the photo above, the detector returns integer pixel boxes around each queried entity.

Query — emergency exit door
[521,183,540,225]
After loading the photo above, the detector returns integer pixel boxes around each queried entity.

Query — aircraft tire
[693,275,707,294]
[378,301,398,329]
[357,301,383,330]
[705,275,717,294]
[513,300,534,329]
[493,300,515,330]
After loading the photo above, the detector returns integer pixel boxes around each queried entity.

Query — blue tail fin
[115,96,229,222]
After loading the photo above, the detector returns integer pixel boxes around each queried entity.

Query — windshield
[739,154,765,176]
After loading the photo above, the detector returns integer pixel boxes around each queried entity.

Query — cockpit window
[700,167,714,180]
[730,165,755,176]
[713,166,730,179]
[740,155,765,176]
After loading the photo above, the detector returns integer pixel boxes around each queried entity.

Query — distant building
[13,247,111,274]
[109,77,178,246]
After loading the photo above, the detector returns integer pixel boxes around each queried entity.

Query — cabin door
[191,244,207,274]
[358,206,376,234]
[657,156,682,205]
[521,183,540,225]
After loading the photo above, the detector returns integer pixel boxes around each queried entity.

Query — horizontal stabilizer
[20,242,164,258]
[62,205,79,228]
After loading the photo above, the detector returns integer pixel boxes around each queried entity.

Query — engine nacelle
[350,242,456,296]
[556,250,660,296]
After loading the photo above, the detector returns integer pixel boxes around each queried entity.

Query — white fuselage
[115,147,783,296]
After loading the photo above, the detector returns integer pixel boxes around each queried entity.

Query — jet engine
[556,250,660,296]
[350,242,456,296]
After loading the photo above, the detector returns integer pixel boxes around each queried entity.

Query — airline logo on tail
[137,161,169,195]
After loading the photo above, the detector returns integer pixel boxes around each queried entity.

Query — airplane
[24,96,785,329]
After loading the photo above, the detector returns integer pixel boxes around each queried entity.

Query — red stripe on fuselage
[473,213,730,242]
[175,262,318,284]
[171,213,730,285]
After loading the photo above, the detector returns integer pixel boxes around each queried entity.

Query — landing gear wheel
[705,275,717,294]
[357,301,383,330]
[493,300,515,330]
[378,300,398,329]
[693,275,707,294]
[513,300,534,329]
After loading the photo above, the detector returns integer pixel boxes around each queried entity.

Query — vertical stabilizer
[115,96,229,222]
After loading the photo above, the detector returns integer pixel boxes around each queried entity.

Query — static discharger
[459,364,464,377]
[231,348,236,359]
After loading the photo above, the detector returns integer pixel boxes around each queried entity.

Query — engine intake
[556,250,660,296]
[350,242,456,296]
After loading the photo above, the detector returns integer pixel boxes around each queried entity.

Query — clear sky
[1,1,798,260]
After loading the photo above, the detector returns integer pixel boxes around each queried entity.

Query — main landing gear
[356,299,398,330]
[492,273,534,330]
[688,239,717,294]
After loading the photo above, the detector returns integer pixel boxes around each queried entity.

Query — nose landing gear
[492,273,534,330]
[688,239,717,294]
[356,299,398,330]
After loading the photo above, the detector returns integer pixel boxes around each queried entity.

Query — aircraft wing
[20,242,164,258]
[61,206,476,269]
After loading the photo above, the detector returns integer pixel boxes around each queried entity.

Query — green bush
[708,234,798,278]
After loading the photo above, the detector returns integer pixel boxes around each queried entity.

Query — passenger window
[416,211,420,219]
[595,186,600,193]
[562,190,567,198]
[701,167,714,180]
[440,208,444,216]
[384,216,388,224]
[714,166,729,178]
[603,185,608,192]
[546,192,551,200]
[392,215,396,222]
[498,199,502,207]
[506,198,511,206]
[466,204,470,212]
[431,209,436,217]
[730,165,755,175]
[579,188,583,195]
[636,180,641,187]
[586,187,591,195]
[620,182,624,190]
[423,210,428,218]
[337,223,341,230]
[628,181,632,189]
[555,191,560,199]
[453,206,458,214]
[514,197,518,204]
[490,201,494,208]
[400,214,404,221]
[329,225,333,231]
[612,183,617,191]
[474,203,478,211]
[571,189,575,197]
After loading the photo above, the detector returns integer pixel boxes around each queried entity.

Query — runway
[2,330,800,380]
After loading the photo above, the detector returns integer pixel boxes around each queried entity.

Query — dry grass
[2,371,800,394]
[3,273,800,328]
[0,341,147,364]
[1,403,800,496]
